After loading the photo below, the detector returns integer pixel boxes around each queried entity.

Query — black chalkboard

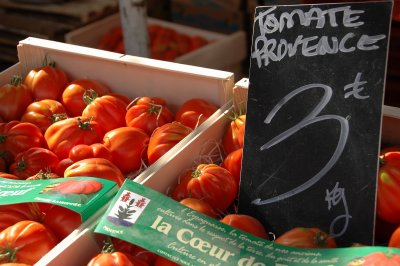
[238,1,393,246]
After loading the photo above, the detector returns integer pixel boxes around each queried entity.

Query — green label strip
[0,177,118,221]
[95,180,400,266]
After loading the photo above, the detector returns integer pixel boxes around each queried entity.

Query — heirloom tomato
[389,225,400,248]
[43,205,82,241]
[377,151,400,224]
[0,121,45,163]
[220,214,269,239]
[54,158,74,176]
[112,238,157,265]
[44,117,104,160]
[0,220,58,265]
[125,96,174,135]
[82,92,127,133]
[180,198,218,218]
[23,62,69,101]
[64,158,125,186]
[221,148,243,185]
[103,127,149,174]
[9,147,59,180]
[186,163,237,213]
[175,98,218,129]
[0,75,33,122]
[0,203,43,231]
[222,113,246,154]
[171,170,192,201]
[0,172,20,180]
[69,143,113,163]
[274,227,336,248]
[61,79,111,117]
[20,99,68,134]
[147,122,192,165]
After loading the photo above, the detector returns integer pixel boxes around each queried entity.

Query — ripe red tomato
[64,158,125,186]
[175,98,218,129]
[112,238,157,265]
[0,203,43,231]
[23,63,69,101]
[220,213,268,239]
[82,93,128,133]
[54,158,74,176]
[44,117,105,160]
[125,96,174,136]
[186,163,238,213]
[0,172,20,180]
[147,122,192,165]
[170,170,192,201]
[274,227,337,248]
[389,225,400,248]
[43,205,82,241]
[221,148,243,185]
[61,79,111,117]
[9,147,59,180]
[222,114,246,155]
[0,220,58,265]
[20,99,68,134]
[87,251,137,266]
[0,75,34,122]
[0,121,45,163]
[103,127,149,174]
[377,151,400,224]
[180,198,218,218]
[69,143,113,163]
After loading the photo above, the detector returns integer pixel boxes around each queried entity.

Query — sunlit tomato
[61,79,111,117]
[0,172,20,180]
[103,127,149,174]
[0,263,32,266]
[23,63,69,101]
[107,92,132,105]
[377,152,400,224]
[147,122,192,165]
[180,198,218,218]
[64,158,125,186]
[347,252,400,266]
[222,114,246,155]
[220,214,268,239]
[87,251,136,266]
[221,148,242,185]
[0,75,34,122]
[125,96,174,135]
[380,145,400,155]
[0,203,43,231]
[45,117,104,160]
[69,143,113,163]
[43,205,82,241]
[82,92,128,133]
[175,98,218,129]
[9,147,59,180]
[20,99,68,134]
[0,220,58,265]
[112,238,157,265]
[274,227,337,248]
[186,164,237,213]
[0,121,45,163]
[389,225,400,248]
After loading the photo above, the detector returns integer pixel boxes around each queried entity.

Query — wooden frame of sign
[238,1,393,246]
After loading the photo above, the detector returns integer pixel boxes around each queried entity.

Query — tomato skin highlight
[377,151,400,224]
[175,98,218,129]
[220,213,269,239]
[186,163,238,213]
[24,64,69,101]
[221,148,243,185]
[0,220,58,265]
[222,114,245,155]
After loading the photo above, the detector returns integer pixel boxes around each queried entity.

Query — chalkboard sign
[238,1,393,246]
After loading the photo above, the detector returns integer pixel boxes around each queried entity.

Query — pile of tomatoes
[0,60,220,265]
[97,24,209,61]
